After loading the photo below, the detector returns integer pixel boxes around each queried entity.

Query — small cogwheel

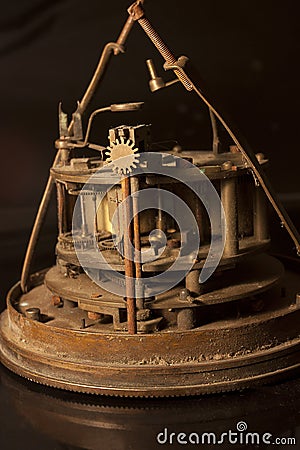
[106,137,140,175]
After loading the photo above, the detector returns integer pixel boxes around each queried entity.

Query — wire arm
[128,1,300,255]
[20,13,138,293]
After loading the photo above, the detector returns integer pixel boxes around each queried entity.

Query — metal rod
[80,195,88,237]
[138,17,192,91]
[20,17,137,293]
[185,269,201,296]
[221,177,239,257]
[93,193,98,237]
[20,150,61,292]
[130,176,144,310]
[56,182,64,236]
[130,177,142,278]
[146,58,159,79]
[132,4,300,255]
[116,15,136,50]
[192,81,300,254]
[68,13,136,134]
[209,108,220,154]
[194,188,204,242]
[156,184,165,232]
[121,177,137,334]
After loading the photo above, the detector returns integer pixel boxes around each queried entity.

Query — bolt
[52,295,63,308]
[221,160,233,171]
[146,59,165,92]
[179,288,190,301]
[25,308,41,321]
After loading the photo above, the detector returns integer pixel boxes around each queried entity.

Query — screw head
[179,288,190,301]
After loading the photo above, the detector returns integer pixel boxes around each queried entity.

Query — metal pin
[221,177,239,257]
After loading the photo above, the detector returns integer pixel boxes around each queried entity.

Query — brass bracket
[163,55,189,72]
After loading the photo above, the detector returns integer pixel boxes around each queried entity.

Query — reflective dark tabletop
[1,362,300,450]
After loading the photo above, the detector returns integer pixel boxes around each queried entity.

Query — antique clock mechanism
[1,1,300,396]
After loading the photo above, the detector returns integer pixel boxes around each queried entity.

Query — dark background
[0,0,299,298]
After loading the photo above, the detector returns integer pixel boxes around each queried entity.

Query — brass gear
[105,137,140,175]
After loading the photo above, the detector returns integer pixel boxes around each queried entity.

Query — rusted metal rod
[209,108,220,154]
[121,177,137,334]
[56,181,64,236]
[130,176,144,310]
[130,177,142,278]
[20,150,60,292]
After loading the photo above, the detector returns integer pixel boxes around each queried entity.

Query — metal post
[130,177,144,310]
[221,177,239,257]
[121,177,137,334]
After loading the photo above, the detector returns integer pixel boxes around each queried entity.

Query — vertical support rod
[193,187,206,245]
[56,182,64,236]
[185,269,202,296]
[20,149,61,293]
[121,177,137,334]
[93,192,99,238]
[221,177,239,257]
[130,177,144,310]
[80,195,88,237]
[156,184,166,232]
[209,109,221,154]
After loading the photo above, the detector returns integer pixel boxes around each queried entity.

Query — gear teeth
[105,147,112,158]
[105,139,141,174]
[10,369,251,397]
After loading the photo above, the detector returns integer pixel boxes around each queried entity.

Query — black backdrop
[0,0,299,303]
